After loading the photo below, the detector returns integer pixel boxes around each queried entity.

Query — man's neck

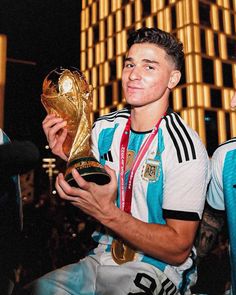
[130,102,168,132]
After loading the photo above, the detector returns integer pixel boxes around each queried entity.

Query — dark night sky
[0,0,82,149]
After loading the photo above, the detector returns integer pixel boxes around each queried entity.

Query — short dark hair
[127,27,184,70]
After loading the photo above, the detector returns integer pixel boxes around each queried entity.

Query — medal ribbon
[119,115,164,213]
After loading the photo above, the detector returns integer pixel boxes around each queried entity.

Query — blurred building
[80,0,236,155]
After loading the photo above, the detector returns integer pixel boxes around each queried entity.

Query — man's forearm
[103,206,199,266]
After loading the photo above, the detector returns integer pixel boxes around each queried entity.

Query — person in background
[0,129,39,295]
[196,91,236,295]
[0,129,22,295]
[30,27,210,295]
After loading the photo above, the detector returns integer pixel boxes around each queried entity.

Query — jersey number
[128,272,157,295]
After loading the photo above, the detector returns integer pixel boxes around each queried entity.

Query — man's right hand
[42,114,68,161]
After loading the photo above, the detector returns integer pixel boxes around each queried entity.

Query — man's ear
[168,70,181,89]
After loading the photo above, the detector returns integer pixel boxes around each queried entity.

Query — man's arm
[56,168,199,266]
[104,205,199,266]
[195,202,225,258]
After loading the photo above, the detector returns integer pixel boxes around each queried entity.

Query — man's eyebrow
[124,57,133,62]
[142,59,160,65]
[124,57,160,65]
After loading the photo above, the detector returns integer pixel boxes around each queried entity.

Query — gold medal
[111,239,135,264]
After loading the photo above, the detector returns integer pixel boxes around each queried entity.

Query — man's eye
[125,63,134,68]
[146,65,154,70]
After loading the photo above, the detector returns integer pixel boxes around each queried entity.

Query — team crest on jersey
[142,159,161,182]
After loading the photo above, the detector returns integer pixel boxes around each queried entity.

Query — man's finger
[104,165,117,186]
[71,169,90,190]
[56,174,81,201]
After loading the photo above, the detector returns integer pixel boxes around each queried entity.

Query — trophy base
[65,157,111,187]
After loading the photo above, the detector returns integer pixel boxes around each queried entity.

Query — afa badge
[142,159,161,182]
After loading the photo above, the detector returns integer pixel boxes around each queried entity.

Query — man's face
[231,91,236,109]
[121,43,180,107]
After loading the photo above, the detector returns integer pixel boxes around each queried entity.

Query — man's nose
[129,66,141,80]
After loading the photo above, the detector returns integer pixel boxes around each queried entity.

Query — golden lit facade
[80,0,236,155]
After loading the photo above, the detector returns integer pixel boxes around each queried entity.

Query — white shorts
[28,252,180,295]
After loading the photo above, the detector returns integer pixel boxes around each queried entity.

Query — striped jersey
[207,138,236,295]
[207,138,236,210]
[90,108,210,293]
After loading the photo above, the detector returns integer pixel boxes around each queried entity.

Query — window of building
[222,62,233,87]
[93,23,99,44]
[113,36,116,56]
[231,13,235,34]
[182,88,187,108]
[200,28,206,54]
[96,3,99,23]
[205,110,218,156]
[153,15,158,28]
[229,0,234,10]
[214,33,219,57]
[131,2,135,24]
[199,2,211,27]
[226,112,231,140]
[210,88,222,108]
[227,37,236,61]
[107,1,111,14]
[122,0,130,6]
[218,9,224,31]
[179,61,186,85]
[202,58,214,84]
[109,59,116,80]
[122,8,126,27]
[105,84,113,106]
[118,79,123,103]
[127,27,135,42]
[171,5,177,30]
[112,13,116,34]
[104,18,108,37]
[142,0,151,18]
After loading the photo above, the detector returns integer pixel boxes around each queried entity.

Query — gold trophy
[41,67,110,186]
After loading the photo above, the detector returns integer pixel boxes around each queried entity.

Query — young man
[196,92,236,295]
[32,27,210,295]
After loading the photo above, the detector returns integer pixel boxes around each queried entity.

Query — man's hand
[55,165,118,223]
[42,114,68,161]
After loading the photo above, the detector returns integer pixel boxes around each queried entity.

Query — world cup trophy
[41,67,110,187]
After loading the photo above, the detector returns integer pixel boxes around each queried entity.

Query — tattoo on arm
[195,204,225,258]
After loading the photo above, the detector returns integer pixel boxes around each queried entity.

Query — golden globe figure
[41,67,110,186]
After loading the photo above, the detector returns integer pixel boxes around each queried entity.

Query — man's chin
[125,97,143,107]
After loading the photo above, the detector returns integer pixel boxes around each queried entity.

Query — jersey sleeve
[207,148,225,210]
[162,131,210,221]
